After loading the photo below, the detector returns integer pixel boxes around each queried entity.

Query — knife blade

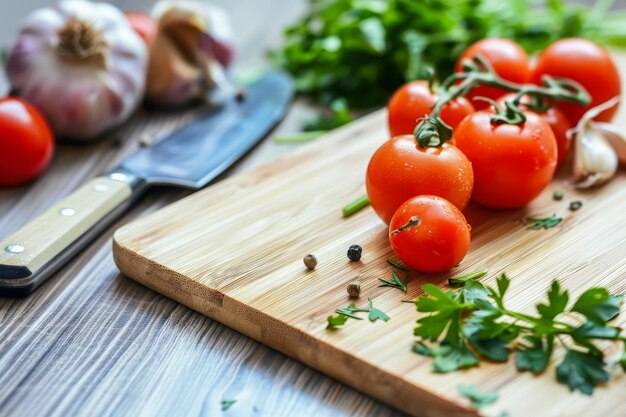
[0,71,293,296]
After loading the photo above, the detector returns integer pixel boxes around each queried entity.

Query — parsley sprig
[413,274,625,395]
[327,297,390,329]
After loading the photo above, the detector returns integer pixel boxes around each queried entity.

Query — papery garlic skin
[572,124,618,188]
[146,0,235,107]
[5,0,147,141]
[570,97,621,188]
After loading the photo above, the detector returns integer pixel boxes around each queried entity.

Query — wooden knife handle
[0,172,142,296]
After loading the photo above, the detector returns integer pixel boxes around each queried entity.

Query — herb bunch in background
[271,0,626,130]
[412,274,626,395]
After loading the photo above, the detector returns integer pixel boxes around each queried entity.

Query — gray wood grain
[0,1,404,416]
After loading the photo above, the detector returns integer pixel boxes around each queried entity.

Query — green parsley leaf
[449,271,487,287]
[326,314,349,329]
[414,285,466,341]
[457,384,499,410]
[536,281,569,320]
[556,350,609,395]
[572,321,620,340]
[432,343,479,373]
[460,280,491,305]
[221,399,237,411]
[368,297,390,322]
[467,334,511,362]
[515,336,551,373]
[571,288,623,324]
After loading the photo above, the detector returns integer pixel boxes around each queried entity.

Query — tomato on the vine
[366,135,473,225]
[531,38,621,125]
[125,12,157,47]
[389,195,471,273]
[497,94,571,165]
[387,81,474,136]
[0,97,54,186]
[455,38,531,110]
[454,110,557,209]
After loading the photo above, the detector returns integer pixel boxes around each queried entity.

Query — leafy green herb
[378,270,408,293]
[387,259,410,272]
[553,190,564,201]
[412,274,626,394]
[556,350,609,395]
[448,271,487,287]
[221,399,237,411]
[526,214,562,230]
[458,385,499,410]
[327,298,389,329]
[272,0,626,129]
[570,200,583,211]
[368,297,390,323]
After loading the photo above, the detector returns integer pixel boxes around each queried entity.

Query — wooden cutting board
[113,56,626,417]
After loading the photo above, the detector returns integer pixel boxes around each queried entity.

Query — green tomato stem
[415,54,591,147]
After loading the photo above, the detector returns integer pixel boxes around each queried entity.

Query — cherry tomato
[125,12,157,47]
[387,81,474,136]
[0,97,54,186]
[454,111,557,209]
[455,38,531,110]
[531,38,621,125]
[389,195,471,273]
[497,94,571,164]
[366,135,474,224]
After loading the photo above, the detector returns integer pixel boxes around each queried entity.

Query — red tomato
[0,97,54,186]
[389,195,471,273]
[455,38,531,110]
[497,94,572,164]
[387,81,475,136]
[125,12,157,47]
[454,111,557,209]
[531,38,621,125]
[366,135,474,224]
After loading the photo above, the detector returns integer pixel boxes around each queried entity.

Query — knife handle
[0,171,144,296]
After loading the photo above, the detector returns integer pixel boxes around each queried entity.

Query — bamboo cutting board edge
[112,237,475,417]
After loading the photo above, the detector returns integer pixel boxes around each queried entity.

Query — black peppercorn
[347,244,362,261]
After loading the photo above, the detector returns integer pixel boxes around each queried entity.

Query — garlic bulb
[5,0,147,141]
[146,0,235,107]
[569,97,623,188]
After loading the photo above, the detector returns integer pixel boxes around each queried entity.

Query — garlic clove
[146,0,235,107]
[594,122,626,165]
[572,122,619,188]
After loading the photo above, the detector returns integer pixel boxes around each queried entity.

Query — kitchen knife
[0,71,293,296]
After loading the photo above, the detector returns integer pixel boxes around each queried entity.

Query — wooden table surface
[0,1,404,416]
[3,0,622,416]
